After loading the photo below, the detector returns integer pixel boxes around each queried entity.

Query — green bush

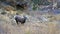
[31,0,50,5]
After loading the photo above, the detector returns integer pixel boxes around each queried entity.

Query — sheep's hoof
[21,23,24,25]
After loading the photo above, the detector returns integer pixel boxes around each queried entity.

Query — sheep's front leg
[15,20,18,24]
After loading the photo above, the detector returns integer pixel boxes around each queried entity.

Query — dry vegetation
[0,0,60,34]
[0,8,60,34]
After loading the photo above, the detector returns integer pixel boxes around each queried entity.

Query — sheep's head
[23,15,27,20]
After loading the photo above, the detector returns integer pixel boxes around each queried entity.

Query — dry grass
[0,11,60,34]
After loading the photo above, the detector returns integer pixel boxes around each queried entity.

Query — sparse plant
[1,11,7,15]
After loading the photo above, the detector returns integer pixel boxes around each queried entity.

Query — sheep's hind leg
[21,22,24,24]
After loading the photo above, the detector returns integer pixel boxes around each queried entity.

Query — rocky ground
[0,8,60,34]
